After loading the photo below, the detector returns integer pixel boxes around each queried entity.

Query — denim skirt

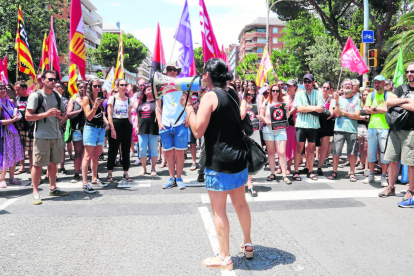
[205,167,248,192]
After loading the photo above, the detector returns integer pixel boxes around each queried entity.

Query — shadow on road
[232,245,296,271]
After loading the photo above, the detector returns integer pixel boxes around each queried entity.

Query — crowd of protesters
[0,61,413,208]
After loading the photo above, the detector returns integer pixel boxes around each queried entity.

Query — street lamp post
[266,0,296,51]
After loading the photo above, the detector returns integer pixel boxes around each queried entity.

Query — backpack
[28,91,62,139]
[385,85,410,132]
[371,90,389,102]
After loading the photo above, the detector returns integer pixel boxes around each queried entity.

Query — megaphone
[151,71,201,100]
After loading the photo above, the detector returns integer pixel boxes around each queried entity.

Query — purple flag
[174,0,194,78]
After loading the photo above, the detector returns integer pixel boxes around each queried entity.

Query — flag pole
[336,67,343,92]
[16,54,19,80]
[169,38,177,63]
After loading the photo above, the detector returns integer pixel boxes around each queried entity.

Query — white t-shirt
[108,96,133,119]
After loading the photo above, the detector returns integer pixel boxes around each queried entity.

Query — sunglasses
[303,80,312,84]
[167,67,179,72]
[322,87,330,89]
[406,70,414,74]
[47,78,56,82]
[0,87,6,91]
[272,89,280,93]
[55,85,61,88]
[119,84,128,87]
[93,85,101,88]
[247,93,255,97]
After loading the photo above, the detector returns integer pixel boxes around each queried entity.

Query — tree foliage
[0,0,70,83]
[86,48,99,74]
[194,46,204,75]
[96,33,147,74]
[235,53,258,81]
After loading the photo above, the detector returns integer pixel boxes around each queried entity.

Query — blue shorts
[367,128,389,164]
[83,125,105,146]
[72,129,83,142]
[262,126,287,141]
[159,124,188,151]
[205,167,248,192]
[138,134,159,158]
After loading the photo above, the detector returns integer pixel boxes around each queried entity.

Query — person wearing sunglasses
[259,84,291,184]
[292,74,324,181]
[284,79,298,175]
[80,79,109,193]
[26,70,69,205]
[107,79,134,186]
[240,87,259,196]
[53,81,69,177]
[381,63,414,207]
[157,61,188,190]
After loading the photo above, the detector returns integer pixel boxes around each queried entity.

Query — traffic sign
[362,30,374,43]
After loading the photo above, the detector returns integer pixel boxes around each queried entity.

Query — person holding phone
[0,81,24,188]
[80,79,109,193]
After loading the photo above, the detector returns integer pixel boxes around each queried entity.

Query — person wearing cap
[292,74,324,181]
[156,62,188,190]
[362,75,391,187]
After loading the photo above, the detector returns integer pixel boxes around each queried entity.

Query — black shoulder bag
[219,88,267,175]
[386,84,410,132]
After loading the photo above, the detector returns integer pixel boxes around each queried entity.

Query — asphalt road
[0,146,413,276]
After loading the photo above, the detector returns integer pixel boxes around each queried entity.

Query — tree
[96,33,147,73]
[86,48,98,74]
[95,71,104,79]
[235,53,258,81]
[194,46,204,75]
[270,48,296,82]
[306,35,358,85]
[0,0,69,83]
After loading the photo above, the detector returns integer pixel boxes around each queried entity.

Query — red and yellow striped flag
[15,6,36,80]
[68,63,79,97]
[113,33,124,87]
[255,46,273,87]
[69,0,86,80]
[39,33,49,72]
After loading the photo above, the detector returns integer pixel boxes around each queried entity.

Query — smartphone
[97,91,104,99]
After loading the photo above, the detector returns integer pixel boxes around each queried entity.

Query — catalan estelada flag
[15,6,36,80]
[256,46,273,87]
[39,33,49,72]
[69,0,86,80]
[68,63,79,97]
[113,32,124,87]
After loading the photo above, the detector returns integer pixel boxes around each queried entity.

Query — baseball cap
[287,79,297,86]
[373,75,386,82]
[303,74,314,81]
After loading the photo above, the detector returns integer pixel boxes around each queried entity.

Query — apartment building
[81,0,103,49]
[228,44,240,79]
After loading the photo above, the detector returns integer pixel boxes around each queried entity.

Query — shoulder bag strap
[305,91,312,106]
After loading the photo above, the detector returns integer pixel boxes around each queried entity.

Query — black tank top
[86,98,104,126]
[72,99,85,130]
[204,87,248,174]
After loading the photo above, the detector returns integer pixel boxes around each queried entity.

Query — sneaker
[190,163,197,171]
[82,184,96,193]
[163,177,176,189]
[49,187,69,196]
[379,187,395,197]
[9,178,21,185]
[0,180,7,188]
[398,197,414,208]
[381,177,388,187]
[92,179,108,187]
[133,159,141,166]
[362,175,375,184]
[364,169,370,177]
[71,174,81,183]
[32,193,42,205]
[59,168,68,175]
[197,174,205,183]
[176,177,185,190]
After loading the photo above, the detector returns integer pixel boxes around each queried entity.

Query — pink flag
[27,83,35,94]
[48,16,62,80]
[3,55,8,82]
[0,55,8,85]
[190,57,196,76]
[221,44,231,72]
[341,37,369,75]
[199,0,221,63]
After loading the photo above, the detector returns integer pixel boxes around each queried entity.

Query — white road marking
[0,197,20,212]
[198,207,236,276]
[201,189,381,203]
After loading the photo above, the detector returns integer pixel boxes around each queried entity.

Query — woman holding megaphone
[180,58,253,270]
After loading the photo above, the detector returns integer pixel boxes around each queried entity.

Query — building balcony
[243,32,266,39]
[81,0,97,11]
[138,66,150,75]
[82,6,99,25]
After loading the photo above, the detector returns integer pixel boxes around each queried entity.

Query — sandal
[349,173,357,182]
[240,243,254,259]
[138,169,146,176]
[275,169,282,174]
[14,170,26,175]
[248,187,258,197]
[328,172,338,180]
[151,169,157,176]
[123,174,133,182]
[292,172,302,181]
[283,176,292,185]
[307,173,318,181]
[202,254,233,270]
[267,174,276,181]
[299,167,309,175]
[402,190,414,201]
[317,168,323,176]
[106,174,114,183]
[356,163,365,170]
[286,170,291,175]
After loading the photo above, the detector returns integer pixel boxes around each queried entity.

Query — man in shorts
[26,70,69,205]
[15,81,33,174]
[156,62,188,190]
[293,74,324,181]
[380,63,414,207]
[328,89,361,181]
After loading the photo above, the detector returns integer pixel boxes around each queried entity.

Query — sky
[92,0,279,61]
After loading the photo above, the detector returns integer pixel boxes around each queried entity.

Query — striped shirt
[293,89,324,129]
